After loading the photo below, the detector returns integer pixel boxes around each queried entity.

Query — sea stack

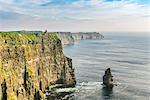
[103,68,114,87]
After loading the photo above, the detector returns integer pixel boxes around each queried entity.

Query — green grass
[0,32,39,41]
[49,32,59,41]
[0,32,59,43]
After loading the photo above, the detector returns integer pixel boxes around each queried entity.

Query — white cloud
[0,0,149,32]
[0,0,149,19]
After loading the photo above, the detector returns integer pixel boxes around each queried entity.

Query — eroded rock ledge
[0,32,76,100]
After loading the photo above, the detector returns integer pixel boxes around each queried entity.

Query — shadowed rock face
[103,68,114,87]
[0,32,76,100]
[1,79,7,100]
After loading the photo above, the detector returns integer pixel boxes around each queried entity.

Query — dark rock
[103,68,114,87]
[1,79,7,100]
[34,90,41,100]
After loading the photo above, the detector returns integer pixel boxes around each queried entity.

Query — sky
[0,0,150,32]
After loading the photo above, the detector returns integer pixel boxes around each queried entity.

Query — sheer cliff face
[56,32,104,45]
[0,32,76,100]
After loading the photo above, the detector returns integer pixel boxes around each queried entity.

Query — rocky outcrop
[0,32,76,100]
[56,32,104,45]
[56,32,74,45]
[103,68,114,87]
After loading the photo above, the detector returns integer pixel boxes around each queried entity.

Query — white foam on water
[63,33,150,100]
[55,88,78,93]
[77,81,102,86]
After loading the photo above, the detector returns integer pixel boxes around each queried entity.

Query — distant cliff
[0,32,76,100]
[56,32,104,45]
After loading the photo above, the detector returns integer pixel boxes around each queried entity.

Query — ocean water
[63,32,150,100]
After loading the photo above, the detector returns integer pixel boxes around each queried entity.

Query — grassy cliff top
[0,32,59,45]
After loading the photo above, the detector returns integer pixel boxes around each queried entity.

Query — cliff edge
[56,32,104,45]
[0,32,76,100]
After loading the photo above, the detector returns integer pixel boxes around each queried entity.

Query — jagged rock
[103,68,114,87]
[1,79,7,100]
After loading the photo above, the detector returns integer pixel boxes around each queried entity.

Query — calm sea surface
[63,32,150,100]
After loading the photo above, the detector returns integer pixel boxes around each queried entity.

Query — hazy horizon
[0,0,150,32]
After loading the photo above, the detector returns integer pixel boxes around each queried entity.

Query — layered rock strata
[0,32,76,100]
[56,32,104,45]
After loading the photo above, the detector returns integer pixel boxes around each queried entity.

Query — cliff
[56,32,104,45]
[56,32,74,45]
[0,32,76,100]
[11,31,104,45]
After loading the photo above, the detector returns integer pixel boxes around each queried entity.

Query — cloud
[0,0,149,32]
[0,0,149,19]
[0,10,36,21]
[0,11,19,20]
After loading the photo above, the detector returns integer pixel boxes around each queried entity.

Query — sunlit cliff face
[0,32,76,99]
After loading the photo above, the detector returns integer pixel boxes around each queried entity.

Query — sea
[62,32,150,100]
